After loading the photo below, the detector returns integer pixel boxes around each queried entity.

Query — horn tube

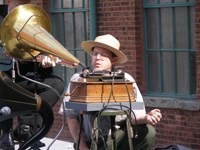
[1,4,81,67]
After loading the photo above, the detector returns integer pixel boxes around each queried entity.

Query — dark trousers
[17,74,65,107]
[96,124,156,150]
[0,119,12,132]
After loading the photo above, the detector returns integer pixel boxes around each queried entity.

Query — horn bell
[1,4,80,66]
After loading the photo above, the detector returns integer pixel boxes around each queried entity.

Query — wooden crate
[69,81,135,103]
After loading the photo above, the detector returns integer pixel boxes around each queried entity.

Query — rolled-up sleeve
[124,73,146,121]
[62,73,82,119]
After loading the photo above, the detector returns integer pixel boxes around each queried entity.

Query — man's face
[91,47,117,71]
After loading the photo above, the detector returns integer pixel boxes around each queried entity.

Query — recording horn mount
[0,4,81,68]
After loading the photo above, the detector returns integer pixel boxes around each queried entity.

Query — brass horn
[0,4,80,67]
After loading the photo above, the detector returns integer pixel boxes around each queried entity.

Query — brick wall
[146,108,200,149]
[97,0,146,94]
[30,0,49,12]
[46,102,73,142]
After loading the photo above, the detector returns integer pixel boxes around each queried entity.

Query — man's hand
[41,55,56,68]
[36,55,79,68]
[146,109,162,126]
[36,55,56,68]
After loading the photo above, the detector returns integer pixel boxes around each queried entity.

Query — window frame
[143,0,196,99]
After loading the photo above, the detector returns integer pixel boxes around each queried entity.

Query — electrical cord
[91,103,138,148]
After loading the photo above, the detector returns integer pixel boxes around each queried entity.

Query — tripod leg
[110,116,117,150]
[126,118,134,150]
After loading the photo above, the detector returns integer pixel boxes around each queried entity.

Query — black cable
[75,114,83,150]
[94,104,138,139]
[99,135,108,150]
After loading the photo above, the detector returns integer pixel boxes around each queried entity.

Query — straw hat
[81,34,127,64]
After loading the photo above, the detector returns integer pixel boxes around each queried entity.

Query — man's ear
[5,0,11,5]
[111,57,118,64]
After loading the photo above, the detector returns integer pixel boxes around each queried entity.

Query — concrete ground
[15,137,74,150]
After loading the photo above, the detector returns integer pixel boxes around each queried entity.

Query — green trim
[143,2,195,8]
[158,9,162,93]
[146,48,196,52]
[187,6,191,94]
[172,7,177,94]
[144,93,196,99]
[143,9,149,93]
[89,0,97,40]
[50,8,88,13]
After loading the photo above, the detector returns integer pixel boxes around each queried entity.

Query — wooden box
[69,81,135,103]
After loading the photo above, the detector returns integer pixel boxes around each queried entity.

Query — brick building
[1,0,200,150]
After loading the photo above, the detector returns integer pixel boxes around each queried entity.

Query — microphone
[0,106,11,116]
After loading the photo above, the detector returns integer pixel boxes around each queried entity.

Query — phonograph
[69,70,135,103]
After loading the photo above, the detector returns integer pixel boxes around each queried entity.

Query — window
[143,0,196,98]
[50,0,91,83]
[0,3,12,71]
[0,0,4,4]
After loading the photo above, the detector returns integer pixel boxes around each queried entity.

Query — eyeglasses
[90,51,111,60]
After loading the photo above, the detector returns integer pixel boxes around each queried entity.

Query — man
[0,0,65,149]
[63,34,162,150]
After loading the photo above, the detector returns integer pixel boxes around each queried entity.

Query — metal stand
[65,102,143,150]
[92,110,133,150]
